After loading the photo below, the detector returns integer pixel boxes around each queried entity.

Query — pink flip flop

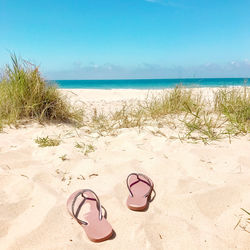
[126,173,154,211]
[67,189,113,242]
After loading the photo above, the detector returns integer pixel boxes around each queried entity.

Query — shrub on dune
[0,54,83,128]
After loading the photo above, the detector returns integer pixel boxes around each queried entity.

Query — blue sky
[0,0,250,79]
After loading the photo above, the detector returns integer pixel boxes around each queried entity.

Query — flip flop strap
[71,189,102,225]
[126,173,153,198]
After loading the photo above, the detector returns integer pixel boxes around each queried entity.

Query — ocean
[52,78,249,89]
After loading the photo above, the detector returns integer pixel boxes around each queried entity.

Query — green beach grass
[0,54,82,129]
[35,136,61,147]
[214,87,250,135]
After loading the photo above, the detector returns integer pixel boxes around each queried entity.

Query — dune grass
[144,86,203,119]
[85,85,249,142]
[234,208,250,232]
[214,87,250,135]
[90,108,116,135]
[75,141,95,155]
[59,154,68,161]
[0,54,83,129]
[241,208,250,217]
[88,87,203,133]
[112,103,146,129]
[35,136,61,147]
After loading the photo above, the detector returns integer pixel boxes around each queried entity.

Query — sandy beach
[0,88,250,250]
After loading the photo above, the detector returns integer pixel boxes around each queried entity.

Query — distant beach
[52,78,249,89]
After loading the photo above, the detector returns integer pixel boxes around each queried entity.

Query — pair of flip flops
[67,173,154,242]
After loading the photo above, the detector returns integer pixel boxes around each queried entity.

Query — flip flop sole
[67,189,113,242]
[126,173,154,211]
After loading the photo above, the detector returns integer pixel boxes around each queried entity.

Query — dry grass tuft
[84,86,249,143]
[144,86,203,119]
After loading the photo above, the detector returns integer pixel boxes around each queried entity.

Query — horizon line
[48,77,250,81]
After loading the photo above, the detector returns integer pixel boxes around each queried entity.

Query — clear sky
[0,0,250,79]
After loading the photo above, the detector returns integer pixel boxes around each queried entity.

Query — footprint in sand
[0,175,33,234]
[176,177,213,194]
[193,186,240,219]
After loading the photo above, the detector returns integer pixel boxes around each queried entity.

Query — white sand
[0,88,250,250]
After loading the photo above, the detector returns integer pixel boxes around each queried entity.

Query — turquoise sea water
[53,78,249,89]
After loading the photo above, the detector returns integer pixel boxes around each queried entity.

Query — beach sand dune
[0,89,250,250]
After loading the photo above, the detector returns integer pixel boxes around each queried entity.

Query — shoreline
[57,84,248,91]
